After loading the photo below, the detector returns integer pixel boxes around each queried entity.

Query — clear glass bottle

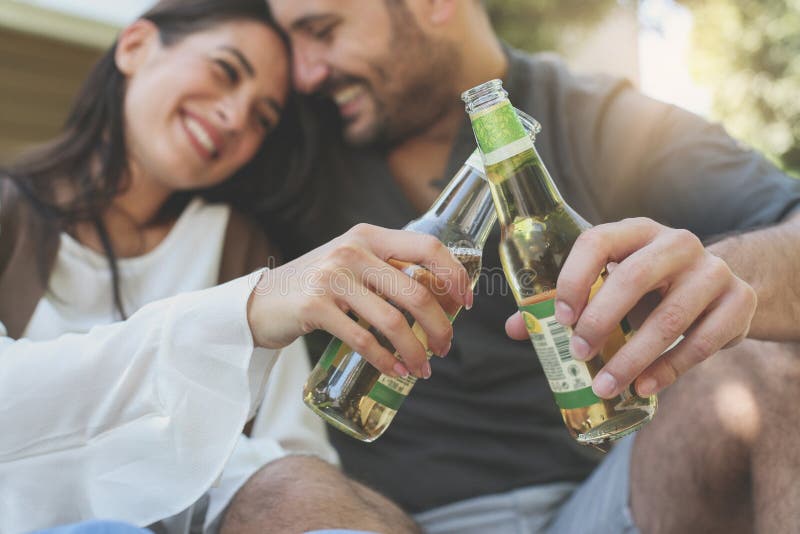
[302,149,496,442]
[463,79,657,449]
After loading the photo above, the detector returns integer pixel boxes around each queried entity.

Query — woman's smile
[180,109,223,161]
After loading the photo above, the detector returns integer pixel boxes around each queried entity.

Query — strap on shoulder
[218,208,280,284]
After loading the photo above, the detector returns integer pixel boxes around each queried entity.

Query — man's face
[269,0,460,146]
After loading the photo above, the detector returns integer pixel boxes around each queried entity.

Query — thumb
[505,311,529,341]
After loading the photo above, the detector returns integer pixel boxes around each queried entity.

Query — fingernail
[393,362,410,378]
[437,342,452,358]
[466,291,474,311]
[555,300,574,325]
[570,336,591,361]
[637,377,658,396]
[593,372,617,398]
[422,362,432,380]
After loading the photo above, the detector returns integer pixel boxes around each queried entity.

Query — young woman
[0,0,470,531]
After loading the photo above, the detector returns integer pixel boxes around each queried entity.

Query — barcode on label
[530,336,566,382]
[545,318,573,362]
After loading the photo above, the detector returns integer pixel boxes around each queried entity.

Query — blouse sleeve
[202,338,340,529]
[0,274,278,532]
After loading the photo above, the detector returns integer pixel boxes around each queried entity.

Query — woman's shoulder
[0,176,60,339]
[0,177,42,232]
[0,177,30,268]
[0,175,18,216]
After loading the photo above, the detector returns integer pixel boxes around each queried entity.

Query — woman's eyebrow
[215,46,284,117]
[218,46,254,77]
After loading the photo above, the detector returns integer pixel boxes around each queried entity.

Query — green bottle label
[471,101,533,165]
[520,293,601,410]
[318,337,345,371]
[318,336,418,412]
[367,374,417,411]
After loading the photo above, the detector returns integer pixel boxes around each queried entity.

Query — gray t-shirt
[290,48,800,514]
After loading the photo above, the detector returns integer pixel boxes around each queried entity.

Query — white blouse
[0,198,336,533]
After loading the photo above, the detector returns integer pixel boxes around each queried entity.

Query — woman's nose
[215,95,249,132]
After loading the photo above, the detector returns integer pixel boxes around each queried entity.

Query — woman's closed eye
[255,112,275,133]
[213,58,240,85]
[255,99,283,134]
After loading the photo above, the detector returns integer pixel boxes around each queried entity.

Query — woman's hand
[247,224,472,379]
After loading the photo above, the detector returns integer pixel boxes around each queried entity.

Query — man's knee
[658,340,798,432]
[222,456,341,525]
[629,340,799,533]
[244,455,344,494]
[221,455,420,534]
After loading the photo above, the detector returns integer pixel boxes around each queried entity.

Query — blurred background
[0,0,798,177]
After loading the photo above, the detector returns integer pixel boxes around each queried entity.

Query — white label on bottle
[521,300,595,396]
[483,137,535,166]
[529,317,594,393]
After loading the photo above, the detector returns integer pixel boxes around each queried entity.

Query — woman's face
[117,18,289,192]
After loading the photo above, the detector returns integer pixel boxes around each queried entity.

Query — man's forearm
[708,212,800,341]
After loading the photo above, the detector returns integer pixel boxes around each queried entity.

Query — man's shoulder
[505,47,632,108]
[507,46,625,82]
[507,48,568,74]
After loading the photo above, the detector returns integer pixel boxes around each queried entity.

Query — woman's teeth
[185,117,218,157]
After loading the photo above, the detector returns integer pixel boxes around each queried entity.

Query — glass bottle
[463,79,657,448]
[302,149,496,442]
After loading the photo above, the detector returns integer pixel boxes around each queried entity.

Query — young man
[238,1,800,532]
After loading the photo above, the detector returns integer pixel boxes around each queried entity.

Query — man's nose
[292,45,329,94]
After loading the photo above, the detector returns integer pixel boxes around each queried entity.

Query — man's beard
[322,5,461,148]
[344,47,461,148]
[317,73,383,146]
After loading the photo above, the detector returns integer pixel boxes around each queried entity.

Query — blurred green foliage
[485,0,617,52]
[677,0,800,175]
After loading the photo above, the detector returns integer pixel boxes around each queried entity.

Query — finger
[633,282,757,396]
[570,231,705,360]
[383,260,455,357]
[589,262,730,398]
[555,218,662,325]
[318,304,411,379]
[341,283,432,379]
[320,239,454,357]
[505,311,530,341]
[348,224,473,309]
[328,244,454,358]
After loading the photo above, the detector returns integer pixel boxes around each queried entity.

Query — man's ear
[429,0,457,25]
[115,19,160,76]
[409,0,457,27]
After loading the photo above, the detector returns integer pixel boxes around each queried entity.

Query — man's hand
[506,217,757,399]
[248,224,471,380]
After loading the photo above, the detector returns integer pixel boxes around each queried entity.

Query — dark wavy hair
[3,0,320,318]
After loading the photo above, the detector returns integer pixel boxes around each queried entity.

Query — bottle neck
[463,87,563,225]
[406,150,496,250]
[485,144,564,226]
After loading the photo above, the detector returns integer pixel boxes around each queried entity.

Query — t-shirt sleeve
[0,275,278,532]
[555,66,800,238]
